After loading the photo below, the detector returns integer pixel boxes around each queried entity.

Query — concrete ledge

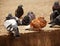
[0,30,60,46]
[0,25,60,46]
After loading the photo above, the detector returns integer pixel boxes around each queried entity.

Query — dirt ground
[0,0,60,35]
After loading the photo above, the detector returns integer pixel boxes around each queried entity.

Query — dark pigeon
[22,12,36,25]
[15,5,24,18]
[49,1,60,24]
[50,15,60,27]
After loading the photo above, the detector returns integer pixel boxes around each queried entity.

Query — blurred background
[0,0,60,33]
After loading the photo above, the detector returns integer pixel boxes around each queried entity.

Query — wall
[0,30,60,46]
